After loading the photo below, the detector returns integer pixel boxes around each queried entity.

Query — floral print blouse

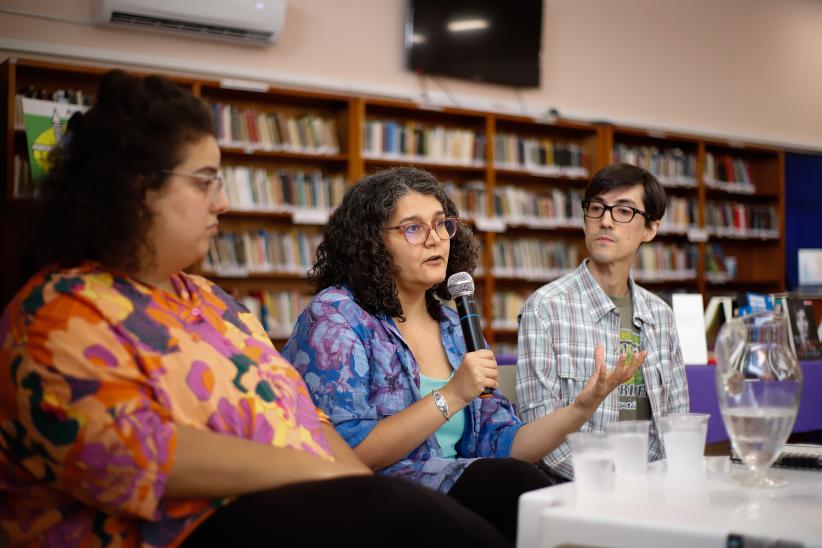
[0,263,333,546]
[283,285,522,493]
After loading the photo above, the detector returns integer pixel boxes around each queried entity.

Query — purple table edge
[496,355,822,444]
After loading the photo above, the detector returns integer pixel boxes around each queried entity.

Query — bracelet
[431,389,450,420]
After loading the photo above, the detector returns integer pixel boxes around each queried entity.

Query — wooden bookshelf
[0,58,788,349]
[604,125,786,304]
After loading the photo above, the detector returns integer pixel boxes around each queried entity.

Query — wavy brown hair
[311,167,479,320]
[30,69,215,274]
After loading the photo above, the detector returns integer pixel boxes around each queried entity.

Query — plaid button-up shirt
[516,259,689,479]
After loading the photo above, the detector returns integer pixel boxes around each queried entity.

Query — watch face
[433,390,449,419]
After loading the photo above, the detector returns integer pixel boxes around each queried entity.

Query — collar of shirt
[577,259,658,327]
[378,305,463,388]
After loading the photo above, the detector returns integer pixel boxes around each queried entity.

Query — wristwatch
[431,389,450,420]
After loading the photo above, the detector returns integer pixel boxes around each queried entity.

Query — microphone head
[447,272,474,298]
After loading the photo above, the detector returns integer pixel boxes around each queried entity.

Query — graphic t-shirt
[610,293,651,421]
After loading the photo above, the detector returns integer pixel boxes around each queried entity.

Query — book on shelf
[705,201,779,239]
[703,153,755,193]
[492,292,527,330]
[239,290,311,339]
[494,133,589,177]
[18,98,89,194]
[612,144,697,188]
[672,293,708,365]
[633,243,698,282]
[658,197,697,234]
[786,297,822,360]
[363,119,485,166]
[443,180,487,220]
[704,244,737,283]
[221,166,345,213]
[204,229,321,277]
[211,103,340,154]
[704,295,736,350]
[492,185,584,229]
[492,238,578,281]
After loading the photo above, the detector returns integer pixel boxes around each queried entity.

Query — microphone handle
[455,295,493,397]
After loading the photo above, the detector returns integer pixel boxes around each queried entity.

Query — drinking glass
[568,432,615,496]
[715,311,803,488]
[608,420,650,476]
[659,413,709,474]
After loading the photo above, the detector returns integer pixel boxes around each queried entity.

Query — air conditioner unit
[93,0,287,46]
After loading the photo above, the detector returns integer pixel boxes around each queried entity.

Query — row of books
[658,197,698,234]
[704,201,779,238]
[612,144,697,188]
[211,103,340,154]
[443,181,488,219]
[492,186,585,228]
[362,119,485,166]
[703,153,756,193]
[494,134,589,177]
[239,290,312,339]
[492,291,528,330]
[203,229,322,278]
[491,238,580,281]
[632,243,698,281]
[704,243,738,283]
[221,166,346,213]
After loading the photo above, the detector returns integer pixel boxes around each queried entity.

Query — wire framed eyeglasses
[384,217,460,245]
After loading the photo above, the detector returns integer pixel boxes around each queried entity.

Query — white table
[518,457,822,548]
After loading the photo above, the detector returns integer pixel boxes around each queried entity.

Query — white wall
[1,0,821,150]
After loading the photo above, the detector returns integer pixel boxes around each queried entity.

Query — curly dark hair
[30,69,215,273]
[311,167,479,320]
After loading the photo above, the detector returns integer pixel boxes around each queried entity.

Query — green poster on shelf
[21,98,88,185]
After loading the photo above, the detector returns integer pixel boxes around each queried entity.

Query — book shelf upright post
[482,114,497,346]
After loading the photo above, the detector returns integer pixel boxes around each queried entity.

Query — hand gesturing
[574,344,646,414]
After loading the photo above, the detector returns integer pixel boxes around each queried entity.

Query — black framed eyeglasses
[385,217,460,245]
[581,200,651,223]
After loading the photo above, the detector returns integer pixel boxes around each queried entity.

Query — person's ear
[642,219,659,243]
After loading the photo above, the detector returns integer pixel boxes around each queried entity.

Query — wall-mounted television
[404,0,543,88]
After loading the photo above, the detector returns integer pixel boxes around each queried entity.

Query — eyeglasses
[582,200,650,224]
[385,217,460,245]
[162,170,224,197]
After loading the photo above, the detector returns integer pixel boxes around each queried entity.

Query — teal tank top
[419,373,466,458]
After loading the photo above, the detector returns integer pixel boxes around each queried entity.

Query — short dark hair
[31,69,215,273]
[310,167,479,320]
[584,163,667,225]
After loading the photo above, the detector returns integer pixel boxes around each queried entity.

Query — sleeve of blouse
[283,299,377,448]
[4,293,177,520]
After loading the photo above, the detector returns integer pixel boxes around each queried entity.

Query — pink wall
[2,0,821,150]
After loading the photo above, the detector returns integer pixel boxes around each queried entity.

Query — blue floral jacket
[283,286,523,492]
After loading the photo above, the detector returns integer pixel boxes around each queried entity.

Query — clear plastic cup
[659,413,709,474]
[568,431,615,496]
[607,420,651,476]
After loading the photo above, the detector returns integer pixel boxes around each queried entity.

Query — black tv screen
[405,0,543,88]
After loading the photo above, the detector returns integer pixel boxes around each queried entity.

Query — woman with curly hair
[283,167,644,543]
[0,73,511,547]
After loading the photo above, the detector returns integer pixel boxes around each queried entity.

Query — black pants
[447,458,554,544]
[182,475,511,547]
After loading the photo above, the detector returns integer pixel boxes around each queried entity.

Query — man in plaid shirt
[516,163,690,481]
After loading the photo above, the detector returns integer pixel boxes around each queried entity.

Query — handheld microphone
[447,272,493,397]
